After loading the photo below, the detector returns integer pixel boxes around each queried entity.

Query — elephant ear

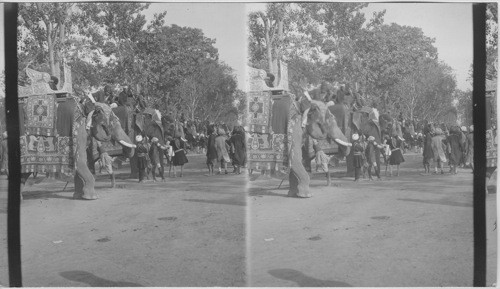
[352,111,363,132]
[135,113,145,132]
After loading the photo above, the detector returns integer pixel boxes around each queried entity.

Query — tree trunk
[47,23,56,77]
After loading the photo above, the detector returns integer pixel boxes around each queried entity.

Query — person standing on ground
[149,137,167,182]
[135,135,149,183]
[171,135,188,178]
[431,127,447,174]
[352,133,364,181]
[365,135,382,180]
[447,126,463,175]
[229,126,247,175]
[388,133,405,177]
[422,124,434,174]
[0,132,8,176]
[206,125,218,176]
[215,127,231,175]
[466,125,474,169]
[96,140,115,188]
[360,134,368,179]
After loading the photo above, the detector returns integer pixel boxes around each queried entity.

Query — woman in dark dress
[422,124,434,174]
[388,134,405,176]
[206,125,218,176]
[171,136,188,177]
[447,126,463,174]
[229,126,247,174]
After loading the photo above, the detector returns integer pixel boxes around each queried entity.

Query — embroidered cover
[20,108,83,174]
[246,92,293,172]
[24,94,57,136]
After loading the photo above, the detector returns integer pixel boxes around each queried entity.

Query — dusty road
[9,155,246,287]
[248,153,497,287]
[0,152,496,286]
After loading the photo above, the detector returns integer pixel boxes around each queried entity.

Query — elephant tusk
[118,140,136,148]
[88,93,96,103]
[335,138,352,147]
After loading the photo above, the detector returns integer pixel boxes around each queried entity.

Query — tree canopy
[18,3,242,123]
[248,3,463,125]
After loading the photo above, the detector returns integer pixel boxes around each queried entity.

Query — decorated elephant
[329,101,401,176]
[111,105,167,179]
[20,95,135,200]
[18,66,135,200]
[288,95,352,198]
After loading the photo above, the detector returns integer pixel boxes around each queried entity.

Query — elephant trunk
[325,112,351,156]
[113,127,136,158]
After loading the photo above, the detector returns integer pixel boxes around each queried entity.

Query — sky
[144,3,247,90]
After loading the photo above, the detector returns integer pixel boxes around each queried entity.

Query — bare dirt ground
[0,152,496,287]
[248,152,497,287]
[0,154,246,287]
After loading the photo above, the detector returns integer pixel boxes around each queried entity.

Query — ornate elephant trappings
[19,93,83,175]
[246,90,292,173]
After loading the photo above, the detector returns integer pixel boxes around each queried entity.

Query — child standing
[171,136,188,177]
[135,135,149,183]
[206,125,218,176]
[388,134,405,176]
[352,133,364,181]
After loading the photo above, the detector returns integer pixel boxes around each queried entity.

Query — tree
[248,3,291,79]
[392,59,456,122]
[176,61,239,122]
[133,24,219,111]
[18,3,76,82]
[486,3,498,80]
[76,3,151,85]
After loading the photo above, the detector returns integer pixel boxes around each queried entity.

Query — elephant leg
[288,118,312,198]
[74,123,97,200]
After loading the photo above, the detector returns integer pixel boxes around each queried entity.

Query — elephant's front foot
[73,192,98,200]
[82,194,98,200]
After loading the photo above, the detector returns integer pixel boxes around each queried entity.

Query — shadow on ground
[22,190,74,201]
[397,198,472,208]
[268,269,351,287]
[60,271,143,287]
[183,197,246,206]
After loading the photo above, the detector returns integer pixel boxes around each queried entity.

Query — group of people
[350,131,406,181]
[422,124,474,175]
[205,124,247,176]
[133,133,188,182]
